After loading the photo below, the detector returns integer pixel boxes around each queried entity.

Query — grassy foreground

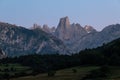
[10,66,120,80]
[0,65,118,80]
[11,66,98,80]
[0,63,32,79]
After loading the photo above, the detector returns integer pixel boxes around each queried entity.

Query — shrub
[72,69,77,73]
[47,70,56,77]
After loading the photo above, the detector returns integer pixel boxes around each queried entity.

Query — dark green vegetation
[1,37,120,79]
[10,66,120,80]
[11,66,99,80]
[0,64,32,80]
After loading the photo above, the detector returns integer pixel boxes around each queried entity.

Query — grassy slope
[0,64,30,70]
[11,66,99,80]
[0,64,31,76]
[11,66,120,80]
[109,66,120,80]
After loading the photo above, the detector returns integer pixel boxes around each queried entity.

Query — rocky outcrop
[55,16,87,42]
[1,17,120,56]
[31,24,56,34]
[50,27,56,33]
[31,23,41,29]
[0,48,6,59]
[55,16,71,41]
[42,24,56,33]
[84,25,97,33]
[42,24,50,33]
[0,22,69,57]
[54,17,120,53]
[68,24,120,53]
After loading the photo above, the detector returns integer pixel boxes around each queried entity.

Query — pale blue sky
[0,0,120,30]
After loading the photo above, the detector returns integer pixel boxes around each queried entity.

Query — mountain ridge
[0,22,69,57]
[54,17,120,53]
[0,16,120,56]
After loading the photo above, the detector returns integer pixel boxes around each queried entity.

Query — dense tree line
[0,54,80,73]
[0,38,120,75]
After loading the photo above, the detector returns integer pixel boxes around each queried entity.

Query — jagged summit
[55,16,87,41]
[101,24,120,32]
[54,17,120,53]
[31,23,56,33]
[1,17,120,56]
[32,23,41,29]
[58,16,70,28]
[0,22,69,56]
[84,25,97,33]
[42,24,50,32]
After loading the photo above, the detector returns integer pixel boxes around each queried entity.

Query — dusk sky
[0,0,120,31]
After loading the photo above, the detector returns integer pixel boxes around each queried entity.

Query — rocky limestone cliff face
[31,23,41,29]
[42,24,50,33]
[1,17,120,56]
[0,22,69,57]
[31,24,56,34]
[69,24,120,53]
[55,16,71,41]
[55,16,87,42]
[54,17,120,53]
[42,24,56,33]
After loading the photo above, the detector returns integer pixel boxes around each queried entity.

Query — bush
[32,70,39,76]
[4,68,9,72]
[3,73,10,80]
[82,66,110,80]
[47,70,56,77]
[72,69,77,73]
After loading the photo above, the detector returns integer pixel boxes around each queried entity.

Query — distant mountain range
[0,16,120,57]
[54,17,120,53]
[0,22,69,57]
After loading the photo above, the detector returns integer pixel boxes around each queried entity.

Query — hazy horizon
[0,0,120,31]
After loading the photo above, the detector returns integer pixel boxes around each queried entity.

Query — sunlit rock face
[55,16,87,41]
[84,25,97,33]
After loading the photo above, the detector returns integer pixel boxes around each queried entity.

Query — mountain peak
[84,25,97,33]
[58,16,70,27]
[102,24,120,32]
[0,22,69,56]
[55,17,87,41]
[42,24,56,33]
[31,23,41,29]
[43,24,49,29]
